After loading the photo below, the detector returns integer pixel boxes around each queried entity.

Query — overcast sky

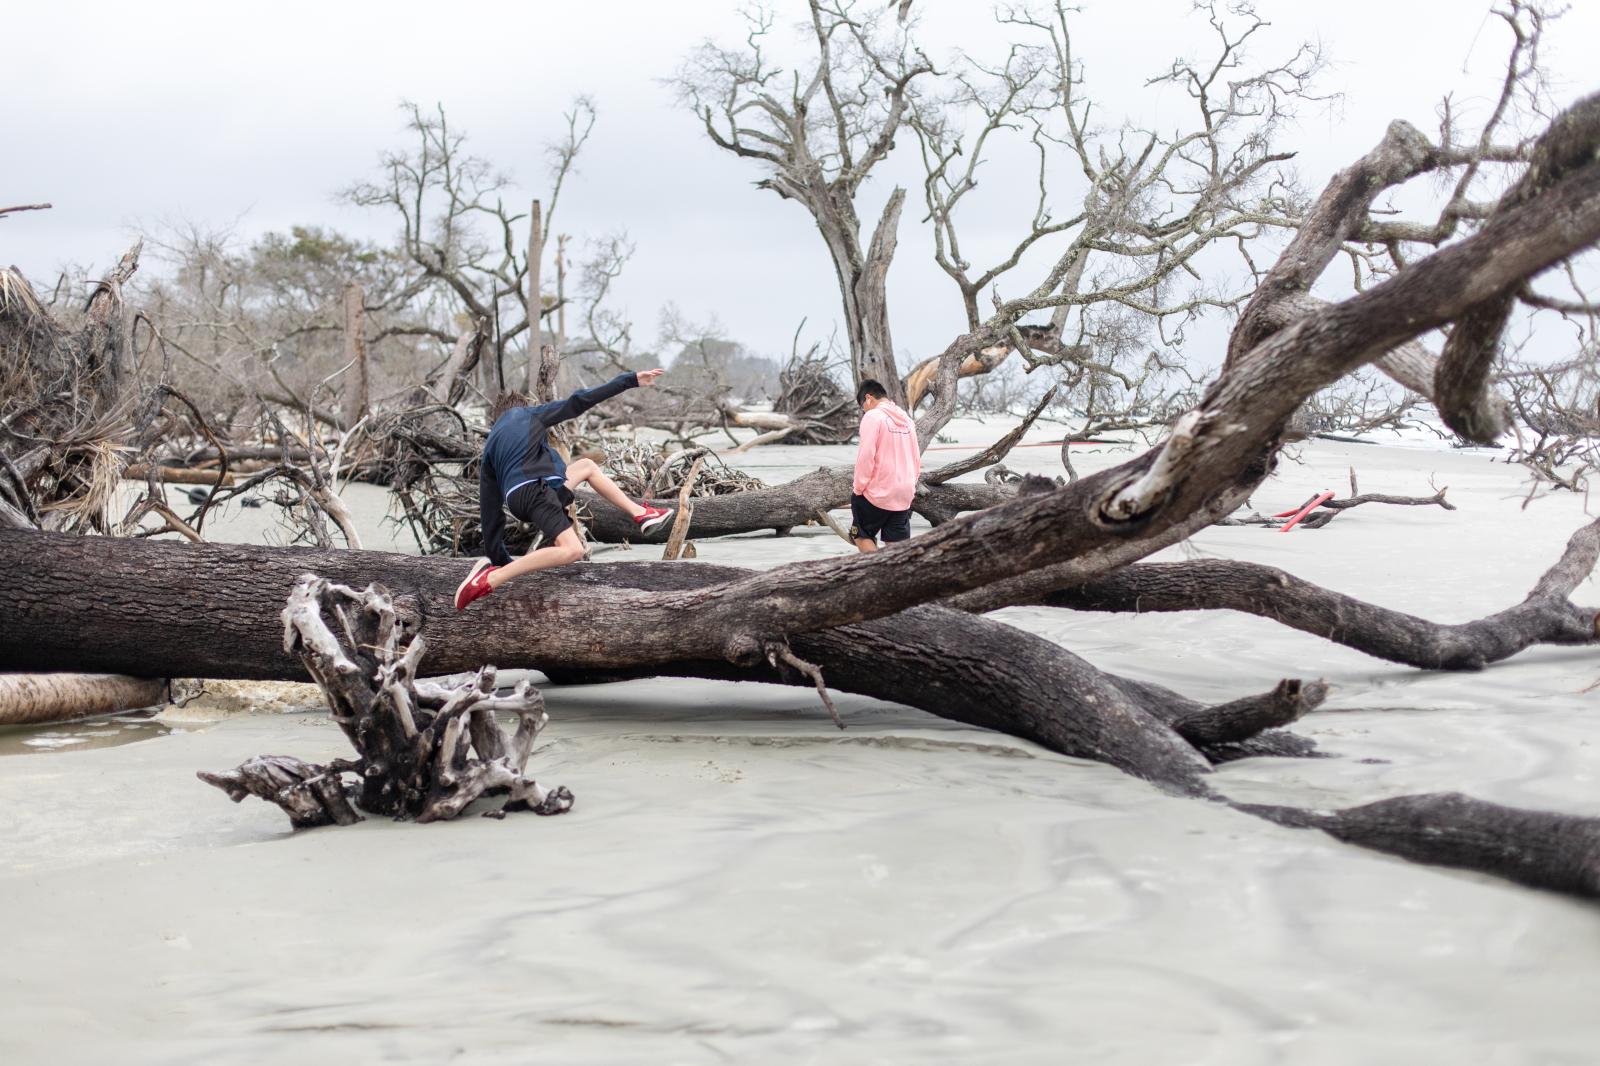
[5,1,1596,366]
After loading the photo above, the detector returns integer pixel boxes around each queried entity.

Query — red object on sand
[1277,491,1334,532]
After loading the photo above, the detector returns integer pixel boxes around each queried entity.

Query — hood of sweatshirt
[873,400,914,431]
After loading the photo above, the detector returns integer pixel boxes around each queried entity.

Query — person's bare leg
[487,527,585,589]
[565,457,645,518]
[853,537,878,553]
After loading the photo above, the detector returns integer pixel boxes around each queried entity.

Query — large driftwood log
[1246,794,1600,898]
[982,515,1600,670]
[579,465,1013,543]
[198,575,572,828]
[9,529,1600,897]
[0,673,166,726]
[0,529,1220,791]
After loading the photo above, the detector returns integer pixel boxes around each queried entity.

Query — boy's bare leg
[853,537,878,553]
[486,527,585,589]
[565,457,645,518]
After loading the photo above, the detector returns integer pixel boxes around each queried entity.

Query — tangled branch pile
[0,248,140,533]
[769,350,857,445]
[596,441,766,499]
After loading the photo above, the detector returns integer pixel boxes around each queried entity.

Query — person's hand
[636,367,665,387]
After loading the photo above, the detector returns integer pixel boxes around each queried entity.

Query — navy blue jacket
[479,372,638,565]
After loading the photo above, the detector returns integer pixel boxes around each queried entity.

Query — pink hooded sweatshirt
[853,400,921,510]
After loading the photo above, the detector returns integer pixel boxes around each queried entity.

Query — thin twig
[766,641,845,729]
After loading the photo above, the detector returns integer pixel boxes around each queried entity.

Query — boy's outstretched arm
[533,367,664,426]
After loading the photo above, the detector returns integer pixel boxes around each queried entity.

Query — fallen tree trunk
[7,528,1600,898]
[971,515,1600,670]
[0,673,165,726]
[123,465,237,487]
[0,529,1215,791]
[579,465,1015,543]
[1246,794,1600,898]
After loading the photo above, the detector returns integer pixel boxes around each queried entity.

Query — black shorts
[850,493,911,543]
[507,480,575,544]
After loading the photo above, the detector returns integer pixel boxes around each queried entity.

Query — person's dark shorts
[849,492,911,543]
[507,480,575,544]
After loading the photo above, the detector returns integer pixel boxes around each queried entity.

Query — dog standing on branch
[455,368,673,609]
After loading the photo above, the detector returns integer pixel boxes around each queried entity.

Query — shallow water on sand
[4,425,1599,1064]
[0,712,170,757]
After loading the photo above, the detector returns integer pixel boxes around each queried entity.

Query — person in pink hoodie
[849,379,922,552]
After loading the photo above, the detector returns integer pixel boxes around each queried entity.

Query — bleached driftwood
[0,673,165,726]
[198,575,572,828]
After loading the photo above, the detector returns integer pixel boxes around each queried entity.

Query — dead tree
[137,222,455,427]
[344,100,596,392]
[903,1,1315,426]
[1205,470,1455,531]
[525,200,547,395]
[359,88,1600,667]
[598,318,856,450]
[677,0,931,403]
[1501,355,1600,493]
[340,282,369,428]
[0,244,282,546]
[8,528,1600,898]
[197,575,572,828]
[1293,370,1427,441]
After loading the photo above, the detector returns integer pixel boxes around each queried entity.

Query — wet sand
[2,425,1597,1064]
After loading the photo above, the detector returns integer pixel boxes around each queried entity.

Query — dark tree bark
[1246,794,1600,898]
[1168,679,1328,747]
[9,528,1600,898]
[1431,97,1600,443]
[849,187,906,397]
[0,529,1217,792]
[1004,516,1600,670]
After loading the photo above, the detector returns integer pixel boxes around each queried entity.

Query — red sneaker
[454,558,498,610]
[634,504,675,534]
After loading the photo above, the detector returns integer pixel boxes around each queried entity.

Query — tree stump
[198,575,573,828]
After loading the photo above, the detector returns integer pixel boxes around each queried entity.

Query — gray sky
[4,0,1596,366]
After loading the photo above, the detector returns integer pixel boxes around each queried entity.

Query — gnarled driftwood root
[198,575,573,828]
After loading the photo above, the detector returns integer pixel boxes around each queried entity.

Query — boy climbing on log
[850,379,921,552]
[455,368,673,609]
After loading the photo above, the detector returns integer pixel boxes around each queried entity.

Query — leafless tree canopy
[676,0,932,402]
[343,99,598,393]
